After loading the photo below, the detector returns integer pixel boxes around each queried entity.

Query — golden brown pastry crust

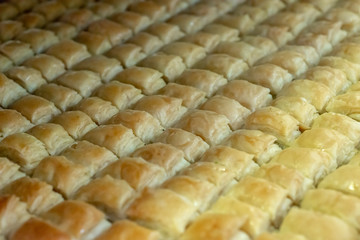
[0,73,27,108]
[105,44,146,68]
[17,29,60,54]
[0,40,34,65]
[6,66,46,93]
[75,31,112,55]
[127,32,164,55]
[0,109,33,140]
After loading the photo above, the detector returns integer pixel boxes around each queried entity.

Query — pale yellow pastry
[17,13,46,29]
[97,157,167,190]
[252,25,294,47]
[325,91,360,121]
[105,44,146,68]
[266,12,306,35]
[255,232,309,240]
[46,22,77,40]
[295,32,333,56]
[0,157,25,189]
[161,42,206,68]
[33,0,66,22]
[82,124,144,157]
[33,155,90,198]
[88,19,132,45]
[216,14,255,34]
[287,2,321,23]
[319,56,360,84]
[111,11,151,34]
[6,66,46,93]
[180,31,220,52]
[324,8,360,34]
[243,36,278,56]
[0,40,34,65]
[332,42,360,65]
[107,110,163,143]
[127,32,164,55]
[0,73,27,108]
[249,0,285,17]
[16,29,59,54]
[168,14,205,34]
[129,1,166,21]
[0,20,23,42]
[60,8,98,30]
[0,109,33,141]
[281,45,320,67]
[302,0,337,13]
[87,2,114,18]
[146,22,185,44]
[102,0,132,11]
[0,53,13,73]
[307,21,347,46]
[202,23,239,42]
[75,31,112,55]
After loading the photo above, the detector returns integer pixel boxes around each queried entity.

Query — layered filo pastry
[27,123,74,156]
[180,213,250,240]
[240,63,292,95]
[184,3,218,24]
[46,22,77,41]
[0,40,34,65]
[319,56,360,84]
[325,91,360,121]
[74,175,135,220]
[222,129,282,165]
[114,67,166,96]
[280,45,320,67]
[324,8,360,34]
[255,232,307,240]
[287,2,321,23]
[16,29,59,54]
[133,95,186,128]
[244,106,300,146]
[292,128,356,165]
[33,155,90,198]
[248,0,285,17]
[252,25,294,47]
[0,132,49,173]
[51,111,97,140]
[233,5,267,25]
[23,54,66,82]
[155,128,209,163]
[0,20,24,42]
[127,32,164,55]
[0,109,33,141]
[105,44,146,68]
[295,33,333,57]
[17,13,45,31]
[332,42,360,65]
[301,188,360,231]
[32,0,66,22]
[131,143,189,176]
[72,55,123,82]
[180,31,220,52]
[218,80,272,112]
[138,54,186,82]
[56,70,102,98]
[0,157,25,189]
[215,14,255,35]
[82,124,144,158]
[277,79,334,112]
[157,83,207,109]
[168,14,205,34]
[61,140,117,175]
[175,109,231,146]
[75,31,112,55]
[40,200,111,240]
[0,53,13,73]
[271,96,318,130]
[226,176,291,227]
[6,66,47,93]
[60,8,98,31]
[265,12,306,36]
[306,20,347,46]
[97,157,167,191]
[95,220,161,240]
[208,196,271,239]
[1,176,63,215]
[146,22,185,44]
[126,188,197,237]
[194,54,249,80]
[107,110,163,144]
[200,95,251,130]
[110,11,151,34]
[202,23,240,42]
[129,1,166,22]
[0,195,30,237]
[279,208,358,240]
[175,69,227,97]
[0,73,27,108]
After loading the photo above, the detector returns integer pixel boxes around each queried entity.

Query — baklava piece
[133,95,186,128]
[240,64,292,95]
[34,83,82,112]
[10,95,60,125]
[0,133,48,173]
[72,55,123,82]
[168,14,205,34]
[233,5,267,24]
[111,11,151,34]
[307,21,347,46]
[277,79,334,112]
[82,124,144,158]
[222,129,282,165]
[88,19,132,46]
[74,97,118,125]
[93,81,143,110]
[17,13,46,29]
[56,70,101,98]
[33,155,90,198]
[242,36,278,56]
[218,80,272,112]
[295,33,333,56]
[32,0,65,22]
[326,91,360,121]
[87,2,114,18]
[249,0,285,17]
[216,14,255,35]
[51,111,97,140]
[332,42,360,65]
[16,29,59,54]
[266,12,306,36]
[202,23,239,42]
[158,83,206,109]
[292,128,355,165]
[46,22,77,40]
[6,66,46,93]
[0,40,33,65]
[155,128,209,163]
[127,32,164,55]
[75,31,112,55]
[105,44,146,68]
[1,177,63,215]
[0,20,23,42]
[287,2,321,23]
[252,25,294,47]
[0,109,32,140]
[0,157,25,189]
[0,74,27,108]
[201,95,250,130]
[41,200,110,240]
[107,110,163,144]
[126,188,196,237]
[180,31,220,52]
[101,0,132,11]
[98,157,167,190]
[74,175,135,220]
[226,176,291,226]
[62,140,117,175]
[301,188,360,231]
[280,208,357,240]
[23,54,66,82]
[0,54,13,73]
[245,106,300,146]
[175,110,231,146]
[254,164,313,203]
[129,1,166,22]
[271,96,318,130]
[270,147,335,184]
[131,143,189,176]
[176,69,227,97]
[0,195,30,237]
[180,213,249,240]
[114,67,165,96]
[27,123,74,156]
[324,8,360,34]
[146,23,185,44]
[281,45,320,67]
[60,9,98,30]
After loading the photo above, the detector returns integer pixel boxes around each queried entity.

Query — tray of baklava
[1,0,360,239]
